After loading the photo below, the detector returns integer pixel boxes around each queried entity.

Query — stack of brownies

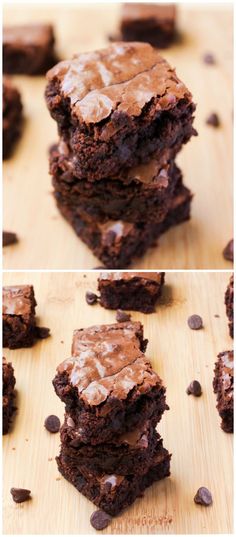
[45,41,196,268]
[53,321,171,516]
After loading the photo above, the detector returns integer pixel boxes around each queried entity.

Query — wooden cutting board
[3,3,233,270]
[3,271,233,534]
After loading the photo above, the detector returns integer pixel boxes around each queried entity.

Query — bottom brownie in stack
[53,321,170,515]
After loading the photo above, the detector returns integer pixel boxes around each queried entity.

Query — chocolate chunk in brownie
[45,42,196,182]
[3,24,57,75]
[53,321,167,444]
[213,350,234,433]
[120,3,177,49]
[3,77,23,159]
[98,272,165,313]
[225,275,234,339]
[3,357,16,434]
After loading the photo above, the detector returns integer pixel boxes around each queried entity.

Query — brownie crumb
[203,52,216,65]
[35,326,50,339]
[187,315,203,330]
[3,231,18,247]
[194,487,213,506]
[186,380,202,397]
[10,487,31,503]
[223,239,234,262]
[206,112,220,127]
[44,415,60,433]
[116,310,131,322]
[85,291,98,305]
[90,510,112,530]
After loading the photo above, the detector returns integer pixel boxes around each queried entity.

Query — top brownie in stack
[45,41,196,182]
[53,321,168,445]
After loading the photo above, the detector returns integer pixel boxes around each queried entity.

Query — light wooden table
[3,271,233,534]
[3,3,233,269]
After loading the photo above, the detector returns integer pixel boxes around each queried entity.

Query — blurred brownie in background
[3,77,23,159]
[120,3,177,48]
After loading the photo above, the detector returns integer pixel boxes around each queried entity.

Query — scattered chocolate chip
[187,315,203,330]
[90,510,112,530]
[85,291,98,305]
[3,231,18,247]
[44,415,60,433]
[35,326,50,339]
[203,52,216,65]
[186,380,202,397]
[10,488,31,503]
[214,314,220,318]
[103,230,116,247]
[116,310,131,322]
[206,112,220,127]
[223,239,234,262]
[194,487,213,506]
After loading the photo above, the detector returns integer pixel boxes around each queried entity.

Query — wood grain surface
[3,271,233,534]
[3,3,233,270]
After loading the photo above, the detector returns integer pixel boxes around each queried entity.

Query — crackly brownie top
[122,3,176,22]
[46,41,192,124]
[57,321,161,406]
[2,285,36,316]
[99,271,164,284]
[3,24,54,46]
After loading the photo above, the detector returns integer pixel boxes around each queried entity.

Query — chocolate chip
[85,291,98,305]
[186,380,202,397]
[116,310,131,322]
[203,52,216,65]
[10,488,31,503]
[194,487,213,506]
[187,315,203,330]
[90,510,112,530]
[223,239,234,262]
[206,112,220,127]
[103,230,116,247]
[35,326,50,339]
[44,415,60,433]
[3,231,18,247]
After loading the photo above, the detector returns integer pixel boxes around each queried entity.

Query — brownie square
[45,42,196,182]
[54,179,192,269]
[50,142,181,224]
[213,350,234,433]
[3,24,57,75]
[3,285,37,349]
[120,3,177,48]
[2,357,16,434]
[56,437,171,515]
[225,275,234,339]
[98,271,165,313]
[53,321,168,445]
[3,78,23,159]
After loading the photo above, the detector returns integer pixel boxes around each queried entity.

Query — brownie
[60,416,161,475]
[45,42,196,182]
[120,3,177,48]
[54,179,192,269]
[213,351,234,433]
[3,24,57,75]
[98,272,165,313]
[3,77,23,159]
[56,439,171,516]
[2,357,16,434]
[53,321,168,445]
[50,142,182,224]
[225,275,234,339]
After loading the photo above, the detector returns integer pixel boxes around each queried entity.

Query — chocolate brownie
[3,24,57,75]
[225,275,234,339]
[45,42,196,181]
[98,272,165,313]
[50,142,181,224]
[60,416,161,475]
[213,351,234,433]
[3,78,23,159]
[56,439,171,516]
[53,321,168,445]
[3,357,16,434]
[120,3,177,48]
[54,180,192,268]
